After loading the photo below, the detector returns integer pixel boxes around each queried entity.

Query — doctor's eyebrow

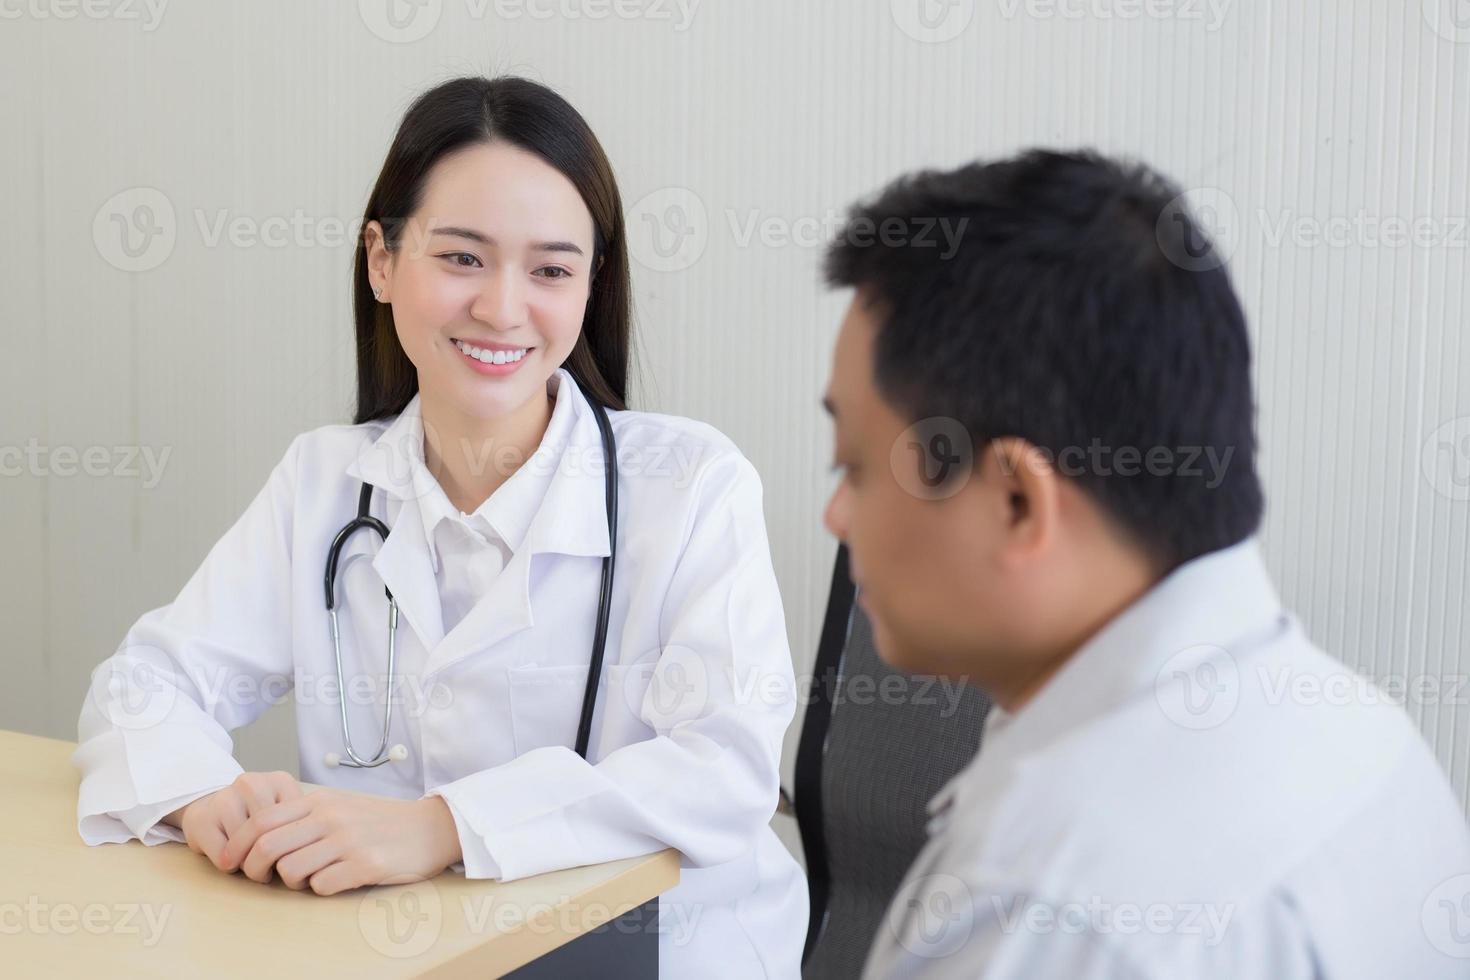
[430,225,585,256]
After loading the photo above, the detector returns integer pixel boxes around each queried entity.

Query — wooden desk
[1,730,679,977]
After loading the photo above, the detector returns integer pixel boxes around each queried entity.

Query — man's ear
[983,437,1060,560]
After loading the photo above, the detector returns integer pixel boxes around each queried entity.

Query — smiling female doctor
[72,75,806,977]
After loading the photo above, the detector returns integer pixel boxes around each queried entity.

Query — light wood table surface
[1,730,679,977]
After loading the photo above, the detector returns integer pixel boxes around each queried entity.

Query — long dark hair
[351,76,632,424]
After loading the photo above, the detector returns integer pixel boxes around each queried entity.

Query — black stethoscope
[321,372,618,768]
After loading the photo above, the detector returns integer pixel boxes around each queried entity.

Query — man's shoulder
[949,630,1457,907]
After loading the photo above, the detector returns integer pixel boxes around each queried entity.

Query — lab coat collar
[340,368,614,667]
[344,368,612,560]
[375,370,599,573]
[926,538,1286,822]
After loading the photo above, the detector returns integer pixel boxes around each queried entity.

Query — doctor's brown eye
[534,266,572,280]
[441,252,482,268]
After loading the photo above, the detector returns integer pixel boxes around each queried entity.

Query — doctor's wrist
[418,795,464,872]
[161,793,213,829]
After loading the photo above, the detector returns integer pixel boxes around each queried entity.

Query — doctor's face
[365,140,598,421]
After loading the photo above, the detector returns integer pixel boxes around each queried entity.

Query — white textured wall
[2,1,1467,819]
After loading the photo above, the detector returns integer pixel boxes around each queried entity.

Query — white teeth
[454,339,528,365]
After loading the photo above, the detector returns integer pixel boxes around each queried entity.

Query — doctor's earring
[371,285,383,302]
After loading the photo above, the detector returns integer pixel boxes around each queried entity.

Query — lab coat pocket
[506,663,657,759]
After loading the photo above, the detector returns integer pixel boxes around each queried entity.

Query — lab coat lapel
[423,372,613,678]
[370,493,446,653]
[342,402,446,653]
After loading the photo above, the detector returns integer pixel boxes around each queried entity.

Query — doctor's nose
[469,269,528,330]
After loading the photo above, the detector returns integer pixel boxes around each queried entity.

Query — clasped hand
[173,771,462,895]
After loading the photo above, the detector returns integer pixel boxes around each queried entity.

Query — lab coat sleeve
[425,451,796,881]
[72,434,304,846]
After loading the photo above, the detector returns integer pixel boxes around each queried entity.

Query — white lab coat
[74,367,808,978]
[862,539,1470,979]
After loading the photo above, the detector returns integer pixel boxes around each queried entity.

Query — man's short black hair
[825,148,1263,572]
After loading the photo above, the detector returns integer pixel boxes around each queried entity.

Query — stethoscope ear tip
[389,744,409,762]
[323,752,341,768]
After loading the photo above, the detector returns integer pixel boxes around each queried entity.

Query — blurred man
[819,149,1470,978]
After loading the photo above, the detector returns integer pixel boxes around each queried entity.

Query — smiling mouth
[451,338,533,365]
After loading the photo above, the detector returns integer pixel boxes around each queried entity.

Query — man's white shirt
[863,539,1470,979]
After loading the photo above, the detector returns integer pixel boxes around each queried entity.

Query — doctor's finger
[220,797,314,873]
[214,792,252,854]
[235,770,299,812]
[190,818,230,871]
[240,818,327,884]
[275,838,344,891]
